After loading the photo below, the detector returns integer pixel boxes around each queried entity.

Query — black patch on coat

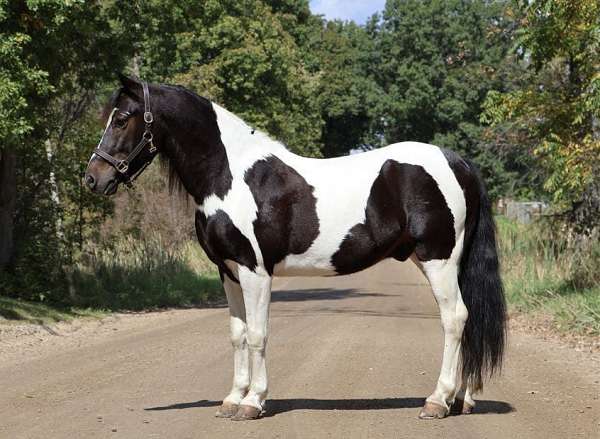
[331,160,455,274]
[244,155,320,275]
[195,210,257,283]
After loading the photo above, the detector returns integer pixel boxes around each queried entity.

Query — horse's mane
[159,137,187,199]
[156,84,219,200]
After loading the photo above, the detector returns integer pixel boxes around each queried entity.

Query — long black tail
[459,162,507,392]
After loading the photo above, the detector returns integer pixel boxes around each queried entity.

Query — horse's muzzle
[85,158,120,196]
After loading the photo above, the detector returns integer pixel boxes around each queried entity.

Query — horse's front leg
[231,267,272,421]
[216,274,249,418]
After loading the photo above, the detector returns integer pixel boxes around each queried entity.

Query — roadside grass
[0,296,106,325]
[1,236,223,324]
[497,216,600,336]
[71,236,223,311]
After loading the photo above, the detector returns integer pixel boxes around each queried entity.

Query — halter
[92,81,157,186]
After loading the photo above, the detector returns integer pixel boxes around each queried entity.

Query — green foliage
[371,0,518,196]
[0,33,51,149]
[1,1,131,300]
[482,0,600,208]
[313,20,384,157]
[113,0,323,156]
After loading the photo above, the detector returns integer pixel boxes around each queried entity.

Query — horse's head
[85,74,159,195]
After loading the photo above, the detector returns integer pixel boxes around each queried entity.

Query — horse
[85,74,506,421]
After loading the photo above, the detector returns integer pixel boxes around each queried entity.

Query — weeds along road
[1,260,599,439]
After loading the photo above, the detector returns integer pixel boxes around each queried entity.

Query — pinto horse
[85,75,506,421]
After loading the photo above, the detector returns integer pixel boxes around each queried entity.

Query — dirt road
[1,260,599,438]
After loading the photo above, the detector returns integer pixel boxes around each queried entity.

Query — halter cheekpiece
[93,81,157,186]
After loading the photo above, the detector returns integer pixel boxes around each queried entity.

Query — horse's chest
[194,209,258,273]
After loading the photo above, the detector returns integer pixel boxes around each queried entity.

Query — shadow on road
[271,288,387,302]
[146,400,221,410]
[145,397,514,416]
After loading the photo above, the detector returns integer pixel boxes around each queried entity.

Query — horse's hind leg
[417,259,468,419]
[454,382,476,414]
[216,275,250,418]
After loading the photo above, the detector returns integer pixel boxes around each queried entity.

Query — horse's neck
[162,100,232,203]
[211,103,292,176]
[165,101,291,204]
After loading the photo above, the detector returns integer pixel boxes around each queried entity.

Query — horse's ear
[118,72,142,101]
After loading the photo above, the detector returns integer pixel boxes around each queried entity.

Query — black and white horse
[85,75,506,421]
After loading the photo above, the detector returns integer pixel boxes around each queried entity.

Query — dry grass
[69,234,223,311]
[497,217,600,336]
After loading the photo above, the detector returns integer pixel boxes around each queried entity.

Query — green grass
[497,216,600,335]
[0,296,107,325]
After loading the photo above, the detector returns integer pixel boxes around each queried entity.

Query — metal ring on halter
[116,160,129,174]
[144,111,153,124]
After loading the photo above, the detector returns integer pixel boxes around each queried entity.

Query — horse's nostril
[85,174,96,189]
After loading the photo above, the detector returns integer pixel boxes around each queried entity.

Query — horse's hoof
[215,402,239,418]
[231,404,263,421]
[418,401,448,420]
[461,401,474,414]
[451,398,474,415]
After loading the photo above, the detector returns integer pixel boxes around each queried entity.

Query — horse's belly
[272,253,338,277]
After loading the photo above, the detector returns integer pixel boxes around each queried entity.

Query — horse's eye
[114,117,128,129]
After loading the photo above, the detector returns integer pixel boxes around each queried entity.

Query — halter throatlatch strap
[92,80,157,185]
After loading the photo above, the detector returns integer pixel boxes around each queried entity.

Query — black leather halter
[93,81,157,185]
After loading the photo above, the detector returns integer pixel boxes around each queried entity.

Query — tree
[0,0,130,299]
[482,0,600,217]
[0,25,52,270]
[312,20,384,157]
[113,0,324,156]
[372,0,517,196]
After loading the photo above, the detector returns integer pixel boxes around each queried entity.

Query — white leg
[216,275,249,418]
[419,259,468,418]
[456,382,476,414]
[233,267,272,420]
[224,276,249,403]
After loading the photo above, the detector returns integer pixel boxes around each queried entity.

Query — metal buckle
[144,112,153,124]
[149,142,157,154]
[116,160,129,173]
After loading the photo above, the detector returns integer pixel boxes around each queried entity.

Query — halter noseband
[93,81,157,186]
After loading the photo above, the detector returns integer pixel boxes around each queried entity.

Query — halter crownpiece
[93,81,157,186]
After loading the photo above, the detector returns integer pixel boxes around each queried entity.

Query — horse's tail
[458,161,506,392]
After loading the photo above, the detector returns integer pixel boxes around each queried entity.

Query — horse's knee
[230,318,247,348]
[246,327,267,351]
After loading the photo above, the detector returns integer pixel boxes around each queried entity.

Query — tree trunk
[0,147,17,270]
